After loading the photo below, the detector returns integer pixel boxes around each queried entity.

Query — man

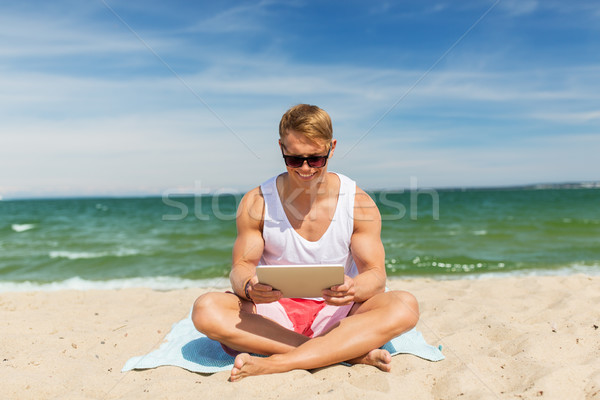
[192,104,419,381]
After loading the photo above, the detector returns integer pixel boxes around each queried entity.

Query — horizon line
[2,180,599,201]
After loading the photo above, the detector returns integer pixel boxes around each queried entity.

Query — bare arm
[350,188,387,300]
[229,187,282,303]
[322,187,386,305]
[229,188,264,298]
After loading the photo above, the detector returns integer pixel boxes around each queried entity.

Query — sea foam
[0,276,231,293]
[49,248,140,260]
[387,263,600,282]
[11,224,35,233]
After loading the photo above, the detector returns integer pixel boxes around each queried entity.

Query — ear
[329,139,337,157]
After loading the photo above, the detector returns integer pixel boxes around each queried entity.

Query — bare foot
[229,349,392,381]
[229,353,277,382]
[355,349,392,372]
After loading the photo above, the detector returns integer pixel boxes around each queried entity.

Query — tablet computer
[256,264,345,298]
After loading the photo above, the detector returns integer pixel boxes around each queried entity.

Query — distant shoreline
[368,180,600,193]
[2,180,599,201]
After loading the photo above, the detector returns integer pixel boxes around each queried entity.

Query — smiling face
[279,129,336,185]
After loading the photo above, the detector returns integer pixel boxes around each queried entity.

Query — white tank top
[259,172,358,278]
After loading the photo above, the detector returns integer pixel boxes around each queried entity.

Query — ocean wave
[11,224,35,233]
[388,263,600,281]
[0,276,231,293]
[49,248,140,260]
[1,264,598,293]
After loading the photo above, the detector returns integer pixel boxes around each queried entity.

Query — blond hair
[279,104,333,145]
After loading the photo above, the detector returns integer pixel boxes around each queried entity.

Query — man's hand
[246,277,282,304]
[322,275,356,306]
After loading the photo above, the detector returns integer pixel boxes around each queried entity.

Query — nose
[299,160,312,169]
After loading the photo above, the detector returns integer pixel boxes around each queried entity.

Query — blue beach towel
[122,313,444,374]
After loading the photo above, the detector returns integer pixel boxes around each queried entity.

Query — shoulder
[237,187,265,226]
[353,187,381,229]
[241,186,264,204]
[354,186,374,204]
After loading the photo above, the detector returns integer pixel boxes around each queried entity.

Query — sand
[1,274,599,400]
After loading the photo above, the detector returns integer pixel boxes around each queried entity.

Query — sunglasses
[281,146,331,168]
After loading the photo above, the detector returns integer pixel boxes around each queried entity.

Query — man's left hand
[322,275,355,306]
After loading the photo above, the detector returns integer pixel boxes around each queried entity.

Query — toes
[368,349,392,372]
[233,353,248,368]
[230,353,249,381]
[379,350,392,372]
[383,350,392,364]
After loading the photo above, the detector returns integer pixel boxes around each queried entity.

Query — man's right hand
[246,278,282,304]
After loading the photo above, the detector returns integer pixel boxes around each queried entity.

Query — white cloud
[339,131,600,190]
[2,56,600,199]
[0,11,153,58]
[185,0,300,34]
[1,1,599,198]
[186,3,266,33]
[498,0,539,16]
[531,110,600,124]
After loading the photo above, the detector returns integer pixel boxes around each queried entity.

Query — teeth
[298,172,314,178]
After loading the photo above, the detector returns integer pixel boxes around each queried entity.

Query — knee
[191,293,223,336]
[389,290,419,333]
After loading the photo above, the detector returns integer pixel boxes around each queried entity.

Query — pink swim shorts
[256,298,354,338]
[220,297,354,357]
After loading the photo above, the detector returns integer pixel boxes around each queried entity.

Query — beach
[2,274,599,400]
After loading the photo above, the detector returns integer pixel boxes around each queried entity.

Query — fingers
[322,289,355,306]
[323,275,354,295]
[321,287,348,297]
[322,292,354,306]
[325,283,350,293]
[253,282,273,291]
[247,282,282,304]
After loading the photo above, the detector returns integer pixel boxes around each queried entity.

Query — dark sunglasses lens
[284,156,304,168]
[307,157,327,168]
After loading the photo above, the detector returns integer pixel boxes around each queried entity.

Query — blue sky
[1,0,599,199]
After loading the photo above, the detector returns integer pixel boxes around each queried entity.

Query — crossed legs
[192,290,419,381]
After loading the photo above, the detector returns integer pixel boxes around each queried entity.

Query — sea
[1,185,599,292]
